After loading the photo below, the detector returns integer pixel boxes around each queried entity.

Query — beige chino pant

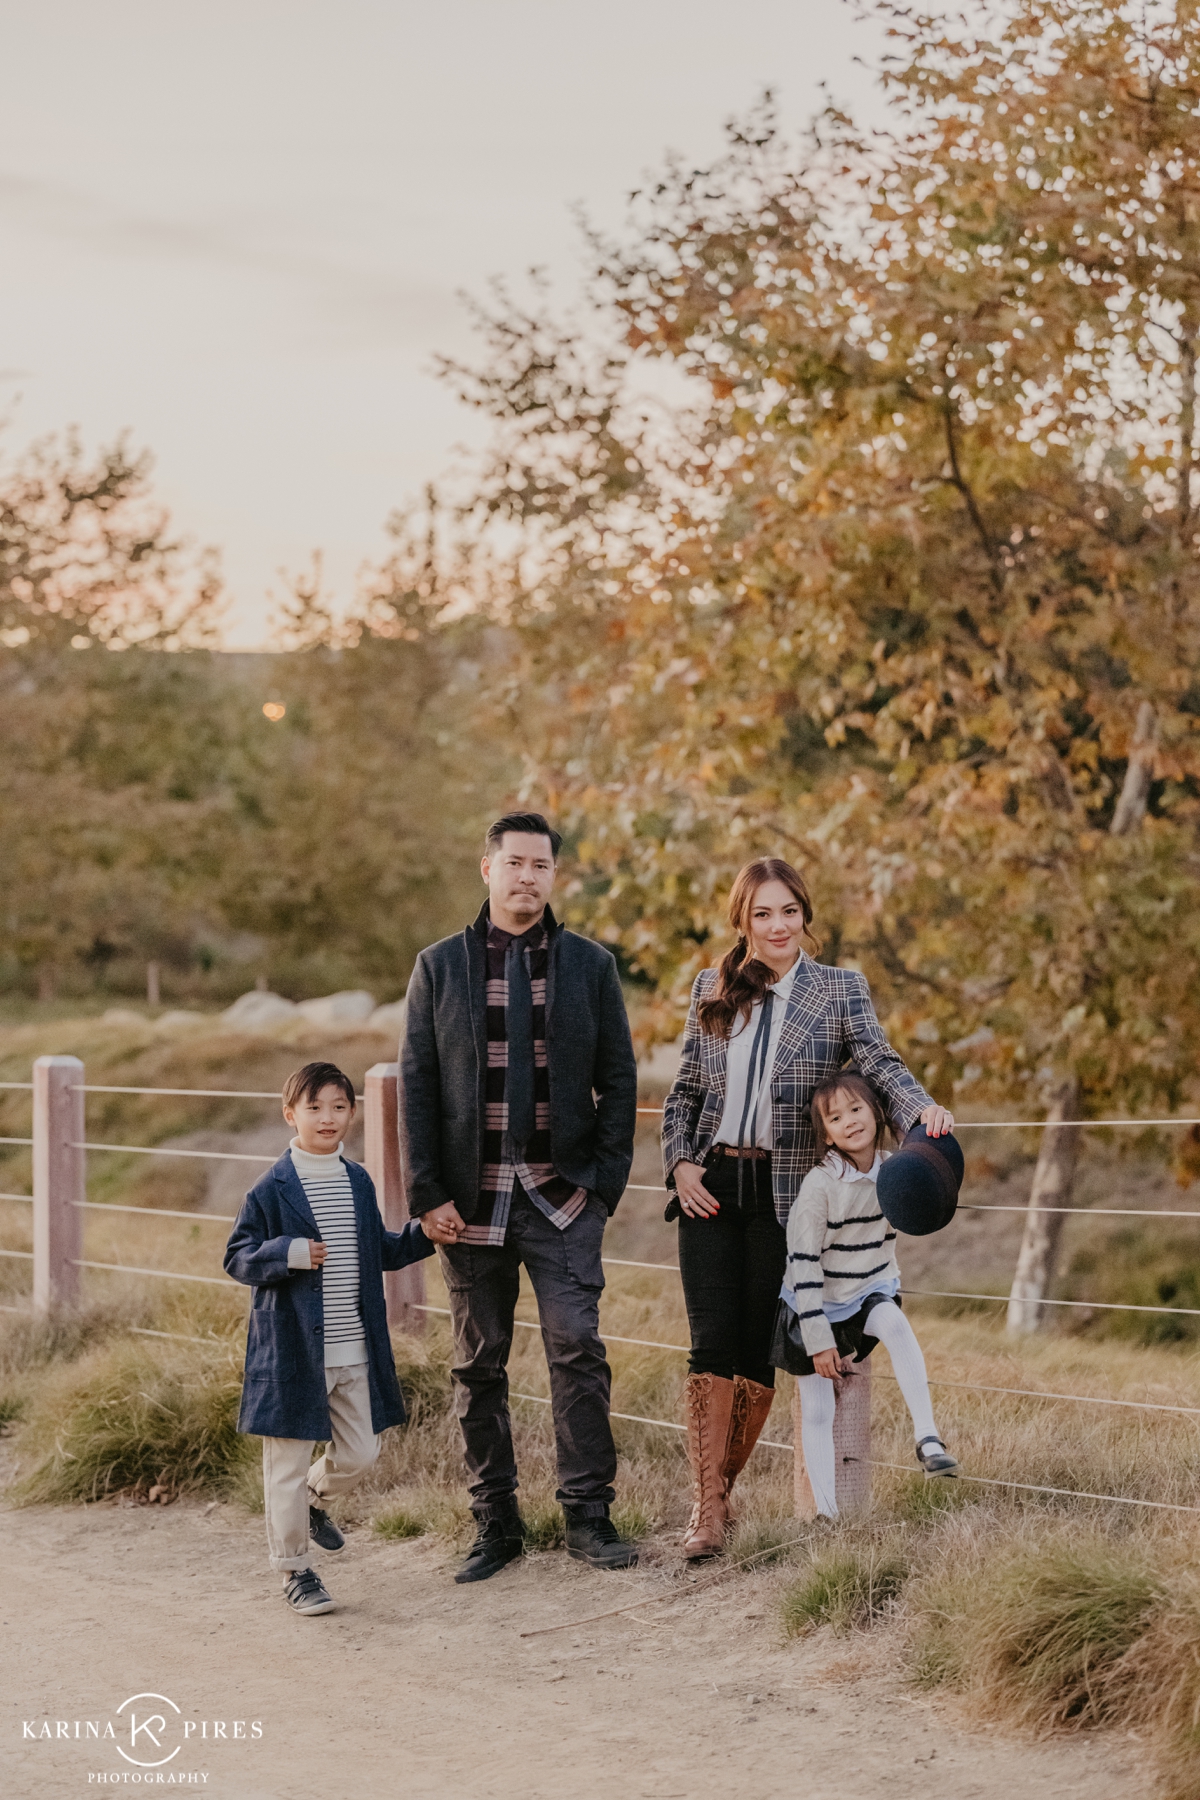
[262,1362,379,1571]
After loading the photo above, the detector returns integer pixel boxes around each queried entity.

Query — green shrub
[1111,1574,1200,1800]
[886,1470,970,1525]
[912,1537,1164,1729]
[1065,1228,1200,1345]
[373,1506,428,1540]
[521,1495,566,1550]
[0,1307,141,1381]
[728,1513,806,1566]
[390,1332,454,1422]
[781,1545,909,1637]
[611,1498,656,1542]
[367,1483,472,1543]
[13,1341,255,1504]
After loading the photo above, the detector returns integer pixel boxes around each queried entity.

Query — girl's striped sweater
[784,1152,899,1355]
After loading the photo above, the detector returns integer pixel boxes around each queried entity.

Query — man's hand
[919,1103,955,1138]
[420,1201,466,1245]
[673,1161,719,1218]
[309,1242,328,1267]
[812,1348,850,1379]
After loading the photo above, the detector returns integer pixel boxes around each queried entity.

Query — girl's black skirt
[769,1289,901,1378]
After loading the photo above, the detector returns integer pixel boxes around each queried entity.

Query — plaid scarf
[457,917,589,1245]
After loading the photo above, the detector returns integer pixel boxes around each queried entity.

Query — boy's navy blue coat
[224,1152,435,1441]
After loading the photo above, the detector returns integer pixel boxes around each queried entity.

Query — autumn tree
[214,518,511,994]
[0,435,233,996]
[447,1,1200,1320]
[0,446,508,1002]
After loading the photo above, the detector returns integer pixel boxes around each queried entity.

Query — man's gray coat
[399,902,638,1219]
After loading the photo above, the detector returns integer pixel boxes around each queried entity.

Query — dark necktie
[734,988,774,1206]
[505,936,536,1151]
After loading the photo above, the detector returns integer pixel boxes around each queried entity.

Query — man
[400,811,639,1581]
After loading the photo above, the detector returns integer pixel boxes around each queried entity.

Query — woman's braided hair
[696,857,819,1038]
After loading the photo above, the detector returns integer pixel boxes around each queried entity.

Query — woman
[662,857,953,1557]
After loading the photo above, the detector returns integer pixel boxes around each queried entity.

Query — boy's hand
[420,1202,466,1245]
[309,1242,328,1267]
[812,1348,849,1379]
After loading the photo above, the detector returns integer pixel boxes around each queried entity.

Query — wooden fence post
[363,1061,426,1334]
[792,1362,873,1519]
[1007,1078,1082,1333]
[32,1055,84,1315]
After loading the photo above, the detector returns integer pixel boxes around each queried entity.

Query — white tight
[798,1302,939,1518]
[797,1372,838,1516]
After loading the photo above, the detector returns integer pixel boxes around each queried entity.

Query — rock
[221,990,297,1030]
[367,999,407,1037]
[153,1010,210,1034]
[293,990,377,1027]
[101,1008,147,1027]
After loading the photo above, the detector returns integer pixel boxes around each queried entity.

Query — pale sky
[2,2,893,645]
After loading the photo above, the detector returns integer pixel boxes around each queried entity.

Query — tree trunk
[1006,1077,1082,1334]
[1110,701,1156,837]
[1179,311,1198,538]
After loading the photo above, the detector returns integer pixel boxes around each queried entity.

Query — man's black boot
[563,1506,639,1571]
[455,1503,526,1585]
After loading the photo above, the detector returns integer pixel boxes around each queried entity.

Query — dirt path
[1,1499,1139,1800]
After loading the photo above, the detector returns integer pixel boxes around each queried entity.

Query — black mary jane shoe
[916,1434,959,1478]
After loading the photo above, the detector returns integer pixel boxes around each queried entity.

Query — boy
[225,1060,443,1614]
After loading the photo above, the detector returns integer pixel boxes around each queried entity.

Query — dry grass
[7,1275,1200,1792]
[11,1336,255,1503]
[898,1516,1200,1800]
[10,1014,1200,1788]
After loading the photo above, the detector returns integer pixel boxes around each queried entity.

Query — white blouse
[713,956,801,1151]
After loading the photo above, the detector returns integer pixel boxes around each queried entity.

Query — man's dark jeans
[438,1186,616,1517]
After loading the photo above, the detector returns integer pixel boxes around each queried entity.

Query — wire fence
[4,1067,1200,1518]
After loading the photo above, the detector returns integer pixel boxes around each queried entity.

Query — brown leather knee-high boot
[682,1373,736,1559]
[721,1376,775,1522]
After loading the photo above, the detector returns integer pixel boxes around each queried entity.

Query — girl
[784,1072,958,1519]
[662,857,953,1558]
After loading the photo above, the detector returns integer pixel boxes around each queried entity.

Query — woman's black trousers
[676,1151,786,1390]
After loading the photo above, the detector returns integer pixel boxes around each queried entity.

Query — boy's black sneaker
[455,1505,525,1584]
[309,1505,345,1553]
[282,1568,336,1614]
[564,1509,639,1571]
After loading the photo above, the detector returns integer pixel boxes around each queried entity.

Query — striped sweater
[784,1152,899,1355]
[285,1142,368,1367]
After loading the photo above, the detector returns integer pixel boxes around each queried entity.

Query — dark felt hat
[876,1122,963,1237]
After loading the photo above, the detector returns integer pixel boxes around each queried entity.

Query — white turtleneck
[286,1140,367,1367]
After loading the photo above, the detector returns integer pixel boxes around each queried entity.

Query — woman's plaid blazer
[661,956,932,1226]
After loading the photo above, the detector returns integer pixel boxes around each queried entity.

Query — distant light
[262,702,286,721]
